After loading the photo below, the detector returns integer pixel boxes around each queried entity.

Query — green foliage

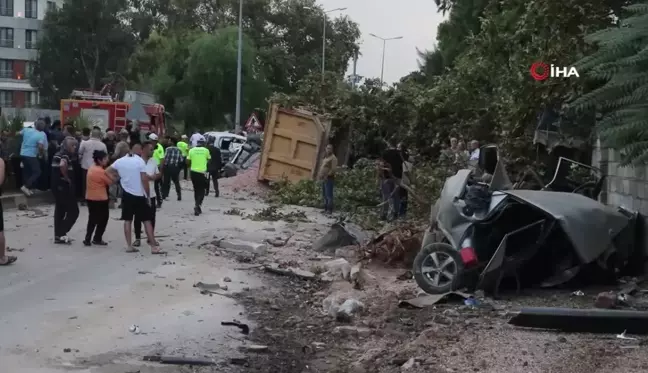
[569,1,648,164]
[32,0,135,107]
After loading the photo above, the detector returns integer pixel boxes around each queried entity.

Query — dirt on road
[217,214,648,373]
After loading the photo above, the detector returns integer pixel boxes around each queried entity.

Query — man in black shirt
[379,143,404,221]
[205,136,222,197]
[51,137,80,244]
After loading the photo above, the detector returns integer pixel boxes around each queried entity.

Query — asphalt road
[0,188,262,372]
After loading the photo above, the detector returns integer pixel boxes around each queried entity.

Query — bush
[267,159,448,228]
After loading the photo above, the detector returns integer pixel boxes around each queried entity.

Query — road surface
[0,189,264,372]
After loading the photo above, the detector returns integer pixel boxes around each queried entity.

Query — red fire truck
[60,89,166,135]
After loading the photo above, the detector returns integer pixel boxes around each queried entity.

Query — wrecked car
[413,146,640,296]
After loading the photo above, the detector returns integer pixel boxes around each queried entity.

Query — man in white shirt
[132,140,162,248]
[78,129,107,203]
[469,140,480,161]
[107,142,164,254]
[189,130,205,147]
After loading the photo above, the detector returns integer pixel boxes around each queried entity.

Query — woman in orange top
[84,150,114,246]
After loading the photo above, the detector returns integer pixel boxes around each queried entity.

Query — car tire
[413,242,465,294]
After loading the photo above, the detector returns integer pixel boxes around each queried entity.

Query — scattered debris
[6,247,23,252]
[238,344,269,353]
[224,208,244,216]
[617,330,638,340]
[129,325,141,334]
[508,307,648,334]
[223,276,232,282]
[193,282,232,297]
[266,234,294,247]
[264,263,316,280]
[363,225,422,265]
[398,291,471,309]
[595,291,618,309]
[248,206,308,223]
[142,356,215,366]
[312,222,367,254]
[571,290,584,296]
[221,320,250,335]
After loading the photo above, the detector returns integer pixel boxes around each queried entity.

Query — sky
[317,0,446,84]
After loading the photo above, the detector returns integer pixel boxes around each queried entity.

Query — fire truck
[60,89,166,135]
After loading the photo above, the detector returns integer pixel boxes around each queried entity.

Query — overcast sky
[317,0,446,84]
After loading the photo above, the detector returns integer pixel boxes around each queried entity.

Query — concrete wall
[2,107,58,121]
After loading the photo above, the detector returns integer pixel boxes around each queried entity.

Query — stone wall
[593,139,648,214]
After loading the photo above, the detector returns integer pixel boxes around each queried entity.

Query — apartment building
[0,0,63,109]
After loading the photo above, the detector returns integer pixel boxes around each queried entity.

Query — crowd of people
[0,120,225,266]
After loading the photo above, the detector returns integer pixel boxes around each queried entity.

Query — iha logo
[529,62,579,81]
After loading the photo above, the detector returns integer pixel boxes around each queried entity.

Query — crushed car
[413,145,640,297]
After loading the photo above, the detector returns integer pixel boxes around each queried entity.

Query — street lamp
[368,33,403,85]
[322,7,347,84]
[234,0,243,132]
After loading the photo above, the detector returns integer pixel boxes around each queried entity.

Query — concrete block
[622,179,631,195]
[218,239,267,255]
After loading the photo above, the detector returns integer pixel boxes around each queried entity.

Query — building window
[0,28,13,48]
[0,91,13,107]
[25,61,33,79]
[46,1,56,12]
[25,91,38,107]
[0,0,13,17]
[25,30,37,49]
[25,0,37,19]
[0,59,12,79]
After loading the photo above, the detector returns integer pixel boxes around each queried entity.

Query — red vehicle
[60,89,166,135]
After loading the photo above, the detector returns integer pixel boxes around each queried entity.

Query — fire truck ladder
[114,103,128,132]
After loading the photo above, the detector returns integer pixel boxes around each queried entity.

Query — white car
[203,131,246,153]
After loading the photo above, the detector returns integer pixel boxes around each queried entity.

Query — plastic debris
[129,324,141,334]
[616,330,638,340]
[571,290,584,296]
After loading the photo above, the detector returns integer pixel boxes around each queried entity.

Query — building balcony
[0,38,13,48]
[25,40,36,49]
[0,69,12,79]
[25,10,37,19]
[0,6,13,16]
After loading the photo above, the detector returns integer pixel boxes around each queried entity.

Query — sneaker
[55,236,71,244]
[83,240,92,246]
[177,196,181,201]
[133,239,141,247]
[20,186,32,196]
[92,240,108,246]
[194,206,200,216]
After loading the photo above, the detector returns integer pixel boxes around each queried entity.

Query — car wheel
[413,242,465,294]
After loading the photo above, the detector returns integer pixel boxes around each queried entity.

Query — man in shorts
[107,143,165,254]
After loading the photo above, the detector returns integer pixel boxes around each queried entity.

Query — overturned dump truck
[413,145,640,297]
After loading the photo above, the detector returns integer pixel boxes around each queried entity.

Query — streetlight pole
[368,33,403,85]
[234,0,243,133]
[321,7,347,84]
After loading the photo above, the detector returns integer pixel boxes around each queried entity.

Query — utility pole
[234,0,243,133]
[321,7,347,84]
[368,33,403,85]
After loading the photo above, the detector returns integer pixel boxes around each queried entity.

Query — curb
[0,191,55,210]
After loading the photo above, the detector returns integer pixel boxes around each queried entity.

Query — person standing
[0,157,16,265]
[177,135,189,180]
[84,150,113,246]
[51,137,80,244]
[205,136,222,197]
[469,140,480,160]
[189,129,204,147]
[162,137,183,201]
[133,142,161,248]
[78,129,108,204]
[103,131,116,156]
[106,143,164,254]
[19,120,47,196]
[317,144,337,214]
[148,134,164,207]
[379,142,403,221]
[187,138,210,216]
